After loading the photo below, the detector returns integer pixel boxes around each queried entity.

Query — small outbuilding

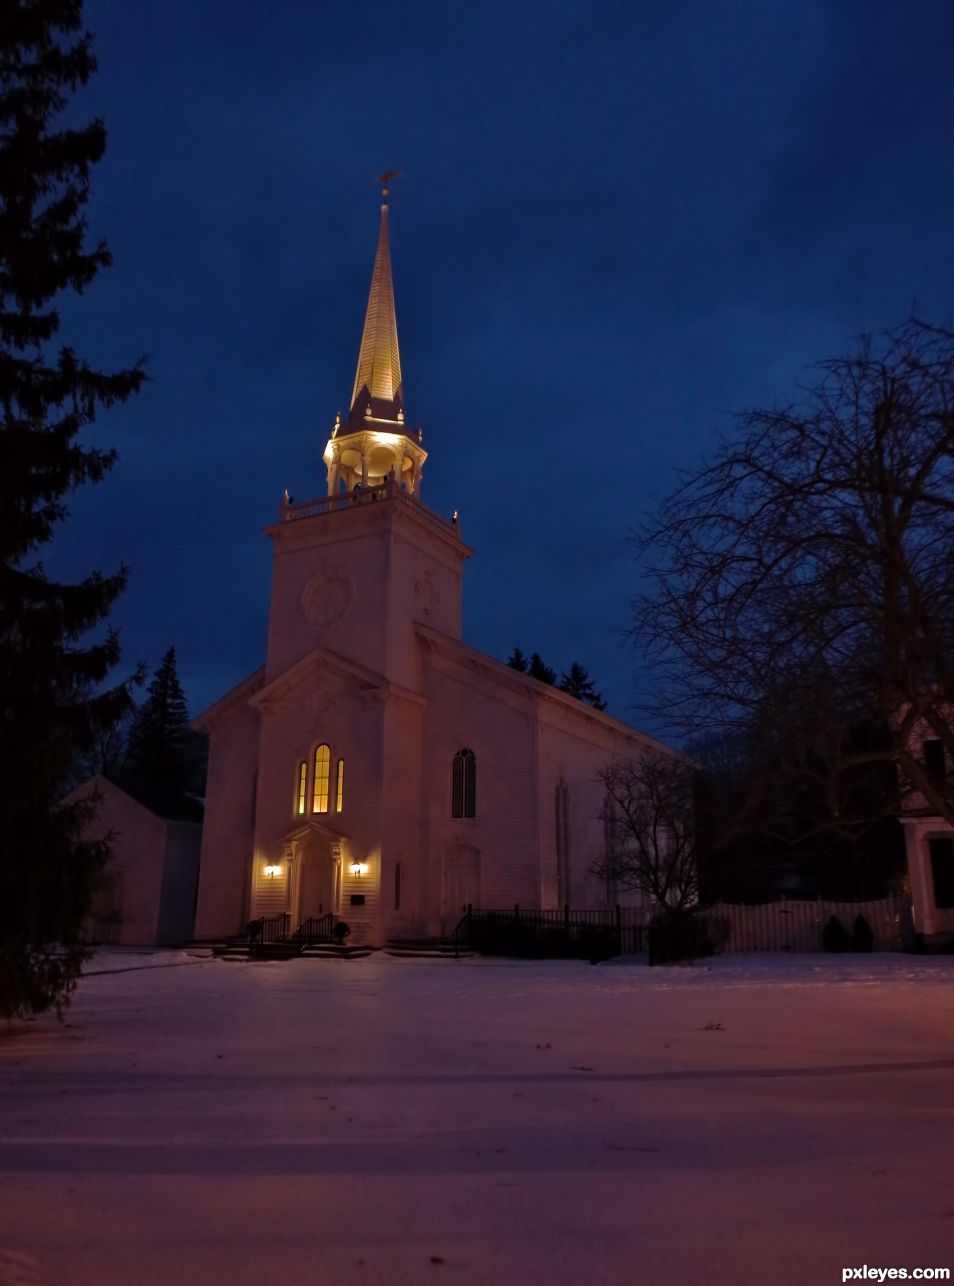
[68,776,203,947]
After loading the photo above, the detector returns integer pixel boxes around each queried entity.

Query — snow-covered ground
[1,951,953,1286]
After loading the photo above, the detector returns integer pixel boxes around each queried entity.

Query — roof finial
[379,169,401,204]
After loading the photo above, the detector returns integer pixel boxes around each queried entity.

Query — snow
[1,951,953,1286]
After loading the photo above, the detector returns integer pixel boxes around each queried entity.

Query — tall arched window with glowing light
[295,761,308,816]
[452,748,476,818]
[312,744,330,813]
[335,759,345,813]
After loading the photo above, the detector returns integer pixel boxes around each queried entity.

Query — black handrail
[450,904,473,956]
[291,912,336,945]
[247,911,291,946]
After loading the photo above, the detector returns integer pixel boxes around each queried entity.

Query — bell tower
[322,176,427,497]
[266,181,471,688]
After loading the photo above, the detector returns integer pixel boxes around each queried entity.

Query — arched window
[312,744,330,813]
[335,758,345,813]
[295,761,308,816]
[452,748,476,818]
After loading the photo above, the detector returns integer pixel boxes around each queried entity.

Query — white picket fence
[706,895,911,953]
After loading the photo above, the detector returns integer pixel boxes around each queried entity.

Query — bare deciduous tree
[635,319,954,836]
[595,753,699,919]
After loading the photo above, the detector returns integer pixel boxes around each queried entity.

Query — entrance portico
[280,821,347,928]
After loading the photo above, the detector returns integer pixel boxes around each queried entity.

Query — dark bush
[650,913,728,965]
[851,914,874,953]
[822,915,850,952]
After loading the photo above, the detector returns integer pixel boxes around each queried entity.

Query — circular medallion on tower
[305,683,335,714]
[300,570,355,628]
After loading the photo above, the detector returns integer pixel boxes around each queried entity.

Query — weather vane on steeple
[379,170,402,203]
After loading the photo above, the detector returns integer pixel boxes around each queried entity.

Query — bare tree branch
[634,319,954,835]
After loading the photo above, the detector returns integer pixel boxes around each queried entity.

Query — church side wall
[421,661,540,931]
[538,715,655,911]
[194,701,260,939]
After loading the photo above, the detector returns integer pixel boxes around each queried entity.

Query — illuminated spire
[349,175,404,426]
[324,178,426,499]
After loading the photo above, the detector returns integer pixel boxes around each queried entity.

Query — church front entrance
[289,834,341,930]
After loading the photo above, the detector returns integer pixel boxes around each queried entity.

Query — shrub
[822,915,850,952]
[851,914,874,953]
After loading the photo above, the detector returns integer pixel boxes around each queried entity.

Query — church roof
[414,623,681,757]
[349,199,404,427]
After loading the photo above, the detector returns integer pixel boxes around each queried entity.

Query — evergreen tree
[125,649,192,803]
[0,3,146,1018]
[528,652,557,685]
[559,661,606,710]
[506,647,528,672]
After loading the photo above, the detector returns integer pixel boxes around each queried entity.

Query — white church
[193,189,670,947]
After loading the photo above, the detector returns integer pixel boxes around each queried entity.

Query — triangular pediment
[252,644,426,714]
[280,818,350,846]
[251,646,386,713]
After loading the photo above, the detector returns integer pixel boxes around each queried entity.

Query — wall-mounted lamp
[263,864,282,879]
[350,860,368,878]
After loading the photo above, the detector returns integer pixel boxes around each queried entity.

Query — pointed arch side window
[335,759,345,814]
[296,761,308,816]
[452,748,476,818]
[313,744,330,814]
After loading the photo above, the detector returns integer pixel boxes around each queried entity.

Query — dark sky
[50,0,954,731]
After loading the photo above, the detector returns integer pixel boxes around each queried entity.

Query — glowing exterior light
[350,860,368,878]
[263,864,282,879]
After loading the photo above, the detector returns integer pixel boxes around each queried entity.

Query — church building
[193,188,671,947]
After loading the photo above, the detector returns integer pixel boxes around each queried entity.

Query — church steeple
[349,196,403,426]
[323,177,427,499]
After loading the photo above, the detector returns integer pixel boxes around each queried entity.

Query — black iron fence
[453,904,648,960]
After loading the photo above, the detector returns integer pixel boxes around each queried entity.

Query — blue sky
[51,0,954,730]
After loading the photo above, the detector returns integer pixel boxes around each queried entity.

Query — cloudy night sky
[51,0,954,733]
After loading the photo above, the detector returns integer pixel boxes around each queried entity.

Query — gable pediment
[252,646,386,713]
[253,644,425,714]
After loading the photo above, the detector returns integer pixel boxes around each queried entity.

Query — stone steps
[383,937,472,959]
[211,942,375,962]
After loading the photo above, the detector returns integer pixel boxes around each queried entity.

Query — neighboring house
[898,717,954,948]
[193,189,673,948]
[68,776,203,947]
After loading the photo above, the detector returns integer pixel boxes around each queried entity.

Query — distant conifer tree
[0,3,146,1018]
[528,653,557,685]
[125,649,192,801]
[559,661,607,710]
[507,647,528,672]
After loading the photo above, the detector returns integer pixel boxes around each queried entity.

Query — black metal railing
[248,911,291,946]
[453,904,648,960]
[290,913,336,945]
[450,907,473,956]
